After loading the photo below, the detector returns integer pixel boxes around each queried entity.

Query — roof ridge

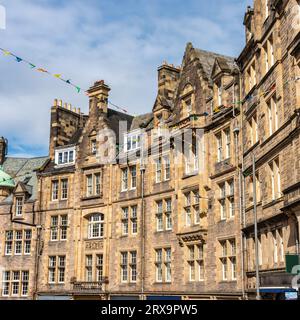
[195,47,236,60]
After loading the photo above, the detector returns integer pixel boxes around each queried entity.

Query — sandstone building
[0,0,299,300]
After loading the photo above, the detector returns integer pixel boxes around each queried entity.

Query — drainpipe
[234,127,245,299]
[252,153,261,300]
[238,66,247,299]
[140,137,146,300]
[33,175,43,300]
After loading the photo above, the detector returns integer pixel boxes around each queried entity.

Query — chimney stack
[0,137,8,165]
[157,63,180,100]
[86,80,111,114]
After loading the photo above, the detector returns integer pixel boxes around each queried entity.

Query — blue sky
[0,0,250,157]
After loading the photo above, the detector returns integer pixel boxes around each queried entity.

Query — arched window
[88,214,104,239]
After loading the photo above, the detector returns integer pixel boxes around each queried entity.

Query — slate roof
[0,156,49,204]
[130,113,153,131]
[194,48,237,79]
[107,108,134,143]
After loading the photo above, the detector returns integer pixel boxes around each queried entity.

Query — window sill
[182,172,198,179]
[81,195,102,201]
[49,240,67,244]
[245,201,262,212]
[218,280,237,284]
[187,280,205,284]
[262,197,284,209]
[154,230,173,235]
[12,217,24,221]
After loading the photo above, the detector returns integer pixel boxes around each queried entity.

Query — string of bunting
[0,47,130,114]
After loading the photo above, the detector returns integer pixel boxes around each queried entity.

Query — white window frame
[155,249,163,282]
[88,214,104,239]
[156,201,163,232]
[155,158,162,183]
[121,168,128,191]
[225,128,231,159]
[165,248,172,283]
[121,252,128,283]
[216,133,223,162]
[61,179,68,200]
[51,180,59,201]
[273,232,278,264]
[124,131,141,153]
[15,197,23,217]
[164,156,171,181]
[130,166,137,190]
[55,147,76,166]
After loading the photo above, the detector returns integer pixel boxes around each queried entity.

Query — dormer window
[124,131,141,152]
[15,197,23,217]
[91,139,97,155]
[217,81,223,107]
[181,84,194,118]
[55,147,76,166]
[186,98,192,115]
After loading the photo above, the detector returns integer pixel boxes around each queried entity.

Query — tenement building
[0,0,299,300]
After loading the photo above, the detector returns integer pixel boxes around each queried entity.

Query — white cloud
[0,0,249,156]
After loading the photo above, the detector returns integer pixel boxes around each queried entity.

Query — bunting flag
[37,68,48,73]
[0,47,131,114]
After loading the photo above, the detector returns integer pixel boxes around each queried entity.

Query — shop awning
[259,287,297,293]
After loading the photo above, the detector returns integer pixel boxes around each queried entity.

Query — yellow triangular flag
[54,74,61,78]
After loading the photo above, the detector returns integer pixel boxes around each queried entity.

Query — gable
[211,59,222,80]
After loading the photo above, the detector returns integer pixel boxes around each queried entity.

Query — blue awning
[259,288,297,293]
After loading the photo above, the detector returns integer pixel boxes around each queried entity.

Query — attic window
[55,147,75,166]
[15,197,23,217]
[217,81,223,107]
[91,139,97,155]
[181,84,194,117]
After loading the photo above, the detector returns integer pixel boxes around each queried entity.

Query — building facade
[0,0,299,300]
[237,0,300,299]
